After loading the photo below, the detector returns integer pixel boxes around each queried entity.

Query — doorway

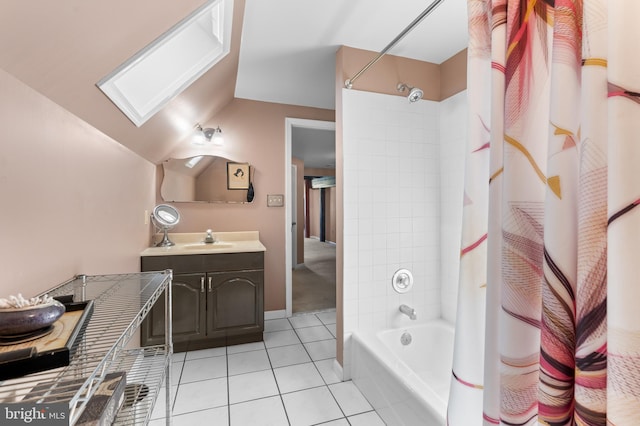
[292,237,336,313]
[284,118,336,316]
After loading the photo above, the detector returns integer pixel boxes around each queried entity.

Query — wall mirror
[160,155,254,203]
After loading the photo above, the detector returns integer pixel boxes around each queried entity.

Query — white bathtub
[351,320,454,426]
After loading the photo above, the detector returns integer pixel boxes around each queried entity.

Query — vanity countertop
[140,231,266,257]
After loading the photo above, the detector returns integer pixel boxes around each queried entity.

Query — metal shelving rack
[0,271,173,425]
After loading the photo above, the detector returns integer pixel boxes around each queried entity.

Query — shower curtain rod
[344,0,445,89]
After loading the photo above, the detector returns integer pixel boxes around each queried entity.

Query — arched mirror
[160,155,254,203]
[151,204,181,246]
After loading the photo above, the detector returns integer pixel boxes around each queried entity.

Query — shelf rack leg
[165,270,173,425]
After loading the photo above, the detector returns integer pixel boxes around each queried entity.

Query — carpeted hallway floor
[293,238,336,313]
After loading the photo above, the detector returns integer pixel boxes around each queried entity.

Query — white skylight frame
[97,0,234,127]
[185,155,204,169]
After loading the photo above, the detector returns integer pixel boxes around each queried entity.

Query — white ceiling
[235,0,469,110]
[235,0,468,169]
[291,127,336,169]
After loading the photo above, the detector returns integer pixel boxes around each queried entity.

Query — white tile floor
[149,310,385,426]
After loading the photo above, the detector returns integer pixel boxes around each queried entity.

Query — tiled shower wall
[342,89,441,374]
[341,89,468,374]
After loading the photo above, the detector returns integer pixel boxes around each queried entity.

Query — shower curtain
[449,1,640,424]
[447,0,491,424]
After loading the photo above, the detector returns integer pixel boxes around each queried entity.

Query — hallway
[292,238,336,313]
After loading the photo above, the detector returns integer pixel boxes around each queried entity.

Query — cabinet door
[142,273,206,347]
[206,270,264,338]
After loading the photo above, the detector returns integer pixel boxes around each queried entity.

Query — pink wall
[326,187,337,244]
[304,169,337,244]
[0,0,247,164]
[292,157,305,264]
[308,189,321,238]
[0,68,156,297]
[161,98,335,311]
[307,187,336,244]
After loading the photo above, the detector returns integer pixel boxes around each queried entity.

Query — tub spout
[399,304,417,320]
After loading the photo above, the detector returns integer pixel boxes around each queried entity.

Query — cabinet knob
[200,277,205,293]
[208,276,213,292]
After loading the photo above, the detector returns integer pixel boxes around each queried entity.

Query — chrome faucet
[399,304,417,320]
[204,229,215,244]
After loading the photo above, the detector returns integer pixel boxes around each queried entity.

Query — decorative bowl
[0,300,66,336]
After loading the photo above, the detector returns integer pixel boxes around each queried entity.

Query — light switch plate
[267,194,284,207]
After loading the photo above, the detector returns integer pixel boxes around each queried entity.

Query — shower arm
[344,0,445,89]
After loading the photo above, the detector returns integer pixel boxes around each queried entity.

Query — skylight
[185,155,204,169]
[97,0,233,127]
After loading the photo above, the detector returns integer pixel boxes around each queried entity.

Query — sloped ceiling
[0,0,467,165]
[0,0,241,164]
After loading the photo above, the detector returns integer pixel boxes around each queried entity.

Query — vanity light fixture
[193,123,224,145]
[211,127,224,145]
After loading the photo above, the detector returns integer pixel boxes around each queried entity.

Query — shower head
[408,87,423,102]
[397,83,423,103]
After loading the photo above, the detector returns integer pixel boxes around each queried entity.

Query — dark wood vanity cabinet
[143,273,206,347]
[140,252,264,352]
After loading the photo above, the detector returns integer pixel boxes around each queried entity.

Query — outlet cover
[267,194,284,207]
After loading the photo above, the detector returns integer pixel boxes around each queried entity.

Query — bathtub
[351,320,454,426]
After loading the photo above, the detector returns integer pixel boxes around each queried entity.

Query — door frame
[284,117,336,317]
[291,163,298,266]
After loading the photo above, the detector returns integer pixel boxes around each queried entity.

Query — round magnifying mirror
[151,204,181,247]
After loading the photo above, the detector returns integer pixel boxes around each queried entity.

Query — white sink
[140,231,266,256]
[179,242,233,251]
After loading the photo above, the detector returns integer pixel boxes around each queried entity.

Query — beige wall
[307,187,336,244]
[161,98,334,312]
[164,169,196,201]
[304,169,337,245]
[339,46,441,100]
[326,187,337,243]
[308,189,321,239]
[440,49,468,100]
[0,0,247,164]
[338,46,467,102]
[0,68,156,297]
[304,168,335,177]
[194,158,248,203]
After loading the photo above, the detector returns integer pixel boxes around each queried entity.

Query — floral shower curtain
[450,0,640,424]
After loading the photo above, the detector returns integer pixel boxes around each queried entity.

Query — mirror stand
[151,204,181,247]
[156,228,174,247]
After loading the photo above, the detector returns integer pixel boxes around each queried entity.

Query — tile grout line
[165,313,340,425]
[263,334,293,426]
[292,314,349,425]
[224,346,231,425]
[304,313,383,424]
[287,315,342,425]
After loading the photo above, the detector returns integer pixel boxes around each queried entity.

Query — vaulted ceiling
[0,0,467,164]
